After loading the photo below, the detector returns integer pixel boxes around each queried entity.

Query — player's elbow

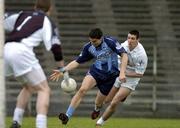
[51,44,63,61]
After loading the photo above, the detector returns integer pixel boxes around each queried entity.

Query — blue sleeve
[76,43,94,64]
[104,37,127,55]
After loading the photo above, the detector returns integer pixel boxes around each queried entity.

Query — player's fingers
[50,75,59,81]
[49,73,56,79]
[50,71,62,79]
[50,70,60,76]
[50,72,58,77]
[52,74,62,81]
[50,74,55,79]
[50,76,56,81]
[56,77,59,82]
[120,78,126,83]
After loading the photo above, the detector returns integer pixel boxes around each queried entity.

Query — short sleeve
[135,54,148,74]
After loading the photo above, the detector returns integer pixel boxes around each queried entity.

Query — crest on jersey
[115,42,122,50]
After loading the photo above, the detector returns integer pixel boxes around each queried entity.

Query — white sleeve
[42,16,61,51]
[135,54,148,74]
[42,16,52,51]
[4,13,19,32]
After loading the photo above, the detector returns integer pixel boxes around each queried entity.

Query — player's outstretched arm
[119,53,128,83]
[50,60,79,81]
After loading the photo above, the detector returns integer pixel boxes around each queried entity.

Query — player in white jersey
[95,30,148,127]
[4,0,64,128]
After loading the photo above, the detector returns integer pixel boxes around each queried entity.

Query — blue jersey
[76,36,127,95]
[76,36,126,75]
[76,36,126,95]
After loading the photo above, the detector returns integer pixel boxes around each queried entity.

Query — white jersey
[115,40,148,90]
[4,11,61,50]
[4,11,61,77]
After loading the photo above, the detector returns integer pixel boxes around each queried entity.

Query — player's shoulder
[137,42,146,52]
[136,43,148,58]
[103,36,120,49]
[121,40,128,46]
[120,40,128,51]
[104,36,118,43]
[4,11,23,19]
[82,42,92,50]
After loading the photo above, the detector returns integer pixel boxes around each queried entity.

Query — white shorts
[4,42,40,77]
[114,77,140,91]
[16,67,46,85]
[4,42,46,85]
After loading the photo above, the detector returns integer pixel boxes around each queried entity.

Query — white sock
[13,108,24,125]
[96,117,105,126]
[36,114,47,128]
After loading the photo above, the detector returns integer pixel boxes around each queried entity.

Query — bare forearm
[65,60,80,71]
[120,53,128,74]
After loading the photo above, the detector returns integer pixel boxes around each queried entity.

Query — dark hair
[35,0,51,12]
[89,28,103,39]
[129,30,140,39]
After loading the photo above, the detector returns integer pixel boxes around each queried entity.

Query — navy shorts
[88,68,119,96]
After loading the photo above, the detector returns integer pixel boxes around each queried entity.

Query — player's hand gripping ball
[61,78,77,93]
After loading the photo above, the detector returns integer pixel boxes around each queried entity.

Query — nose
[128,40,131,44]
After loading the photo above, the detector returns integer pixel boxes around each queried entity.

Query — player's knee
[104,99,111,105]
[46,85,51,93]
[41,84,51,95]
[78,88,87,96]
[110,101,118,110]
[121,97,127,102]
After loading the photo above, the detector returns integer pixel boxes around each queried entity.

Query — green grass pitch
[6,117,180,128]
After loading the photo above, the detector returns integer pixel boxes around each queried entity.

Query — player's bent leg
[33,80,50,128]
[92,91,106,120]
[98,87,131,125]
[59,87,89,124]
[104,86,119,104]
[20,67,49,128]
[35,80,50,114]
[70,75,96,108]
[59,75,96,124]
[10,85,32,128]
[16,86,32,108]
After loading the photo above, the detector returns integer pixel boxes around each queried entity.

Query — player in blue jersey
[4,0,64,128]
[50,28,128,125]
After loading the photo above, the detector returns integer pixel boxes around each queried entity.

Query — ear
[137,38,140,42]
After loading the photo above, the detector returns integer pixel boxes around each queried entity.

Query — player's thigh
[16,67,47,87]
[95,91,107,104]
[105,86,119,103]
[80,75,96,91]
[4,43,38,77]
[112,87,131,103]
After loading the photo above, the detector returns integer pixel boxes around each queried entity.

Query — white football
[61,78,77,93]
